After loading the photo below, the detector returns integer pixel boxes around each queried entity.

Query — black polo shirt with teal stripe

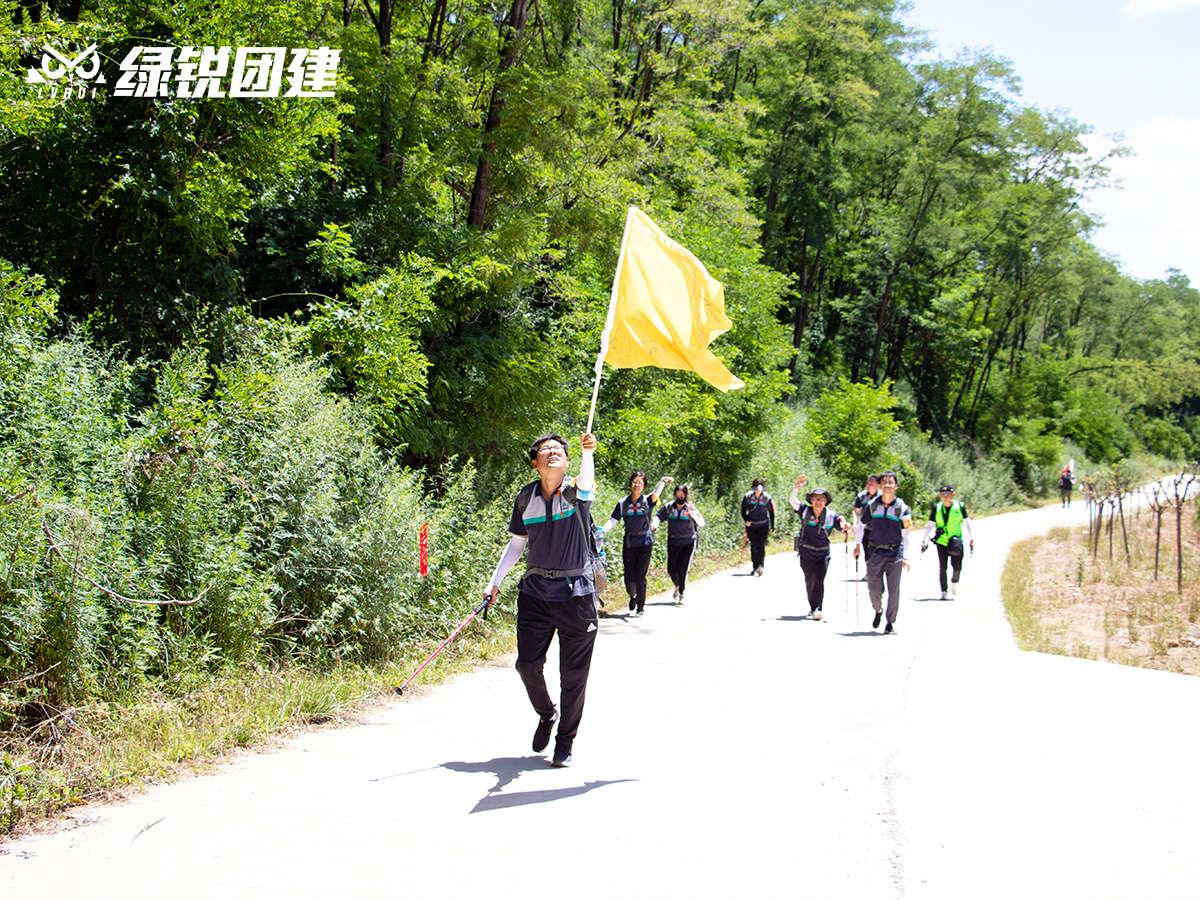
[509,477,595,602]
[657,500,699,546]
[612,494,656,547]
[860,496,912,560]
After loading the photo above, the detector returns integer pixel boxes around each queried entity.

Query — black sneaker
[532,709,558,752]
[551,750,572,768]
[872,611,882,629]
[628,598,636,612]
[884,622,895,634]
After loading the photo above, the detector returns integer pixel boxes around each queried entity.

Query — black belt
[870,543,898,551]
[524,565,587,579]
[801,543,829,552]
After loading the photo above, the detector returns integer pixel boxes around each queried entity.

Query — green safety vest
[933,500,964,546]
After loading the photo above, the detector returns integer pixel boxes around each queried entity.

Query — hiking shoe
[872,610,883,629]
[884,622,895,634]
[672,586,679,600]
[677,593,684,605]
[754,566,763,577]
[532,709,558,753]
[635,608,644,616]
[950,581,958,596]
[551,750,572,768]
[813,610,823,620]
[628,598,636,612]
[940,590,950,600]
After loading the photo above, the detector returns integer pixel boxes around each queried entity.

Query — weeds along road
[6,498,1200,898]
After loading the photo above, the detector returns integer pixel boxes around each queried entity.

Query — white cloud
[1121,0,1200,18]
[1086,115,1200,283]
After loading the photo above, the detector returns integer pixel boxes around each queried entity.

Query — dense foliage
[2,0,1198,712]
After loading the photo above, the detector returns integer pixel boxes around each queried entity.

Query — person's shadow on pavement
[441,757,636,813]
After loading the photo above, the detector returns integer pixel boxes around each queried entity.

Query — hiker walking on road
[1059,465,1075,508]
[852,475,882,570]
[854,472,913,634]
[741,477,776,576]
[601,472,672,616]
[486,432,599,768]
[655,483,705,603]
[789,475,849,620]
[921,484,974,600]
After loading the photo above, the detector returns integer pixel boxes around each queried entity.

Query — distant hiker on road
[486,432,599,768]
[601,472,672,616]
[655,483,705,603]
[1059,465,1075,508]
[741,477,776,576]
[852,475,882,570]
[854,472,912,634]
[789,475,849,620]
[921,484,974,600]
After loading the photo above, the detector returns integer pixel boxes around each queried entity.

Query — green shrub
[1141,418,1193,460]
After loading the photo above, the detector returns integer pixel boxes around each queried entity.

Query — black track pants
[623,543,653,612]
[936,543,963,593]
[667,542,696,596]
[800,554,830,612]
[515,591,598,755]
[747,524,770,570]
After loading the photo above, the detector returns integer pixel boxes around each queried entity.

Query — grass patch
[0,620,516,839]
[1000,492,1200,673]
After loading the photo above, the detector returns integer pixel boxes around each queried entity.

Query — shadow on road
[442,756,636,813]
[836,630,886,638]
[910,596,954,603]
[469,779,637,813]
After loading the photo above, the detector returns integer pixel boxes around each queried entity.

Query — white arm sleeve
[963,517,974,542]
[855,522,865,546]
[488,535,528,590]
[601,517,619,534]
[690,507,706,528]
[651,478,669,500]
[575,448,595,492]
[922,521,937,543]
[788,486,801,511]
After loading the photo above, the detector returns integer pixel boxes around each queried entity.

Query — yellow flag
[599,207,744,392]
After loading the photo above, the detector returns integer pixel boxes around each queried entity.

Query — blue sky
[903,0,1200,285]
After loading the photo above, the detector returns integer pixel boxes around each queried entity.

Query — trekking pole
[843,532,850,615]
[854,552,859,627]
[396,596,490,695]
[736,529,748,570]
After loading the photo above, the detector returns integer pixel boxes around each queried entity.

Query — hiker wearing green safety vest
[920,484,974,600]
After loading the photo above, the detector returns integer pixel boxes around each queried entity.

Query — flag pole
[587,206,637,435]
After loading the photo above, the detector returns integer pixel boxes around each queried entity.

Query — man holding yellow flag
[585,207,743,433]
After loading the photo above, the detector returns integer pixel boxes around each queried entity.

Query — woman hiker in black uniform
[740,477,775,576]
[601,472,671,616]
[789,475,850,619]
[655,483,706,602]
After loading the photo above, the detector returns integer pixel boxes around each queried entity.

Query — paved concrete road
[5,501,1199,898]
